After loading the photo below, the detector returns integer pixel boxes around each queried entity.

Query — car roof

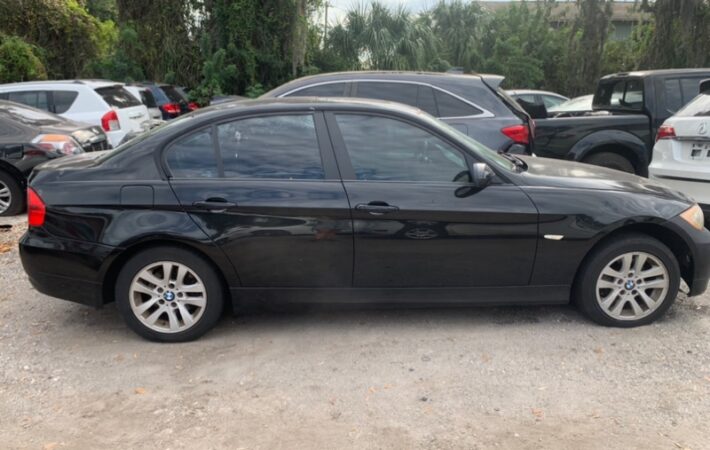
[601,68,710,80]
[0,79,122,89]
[199,96,425,115]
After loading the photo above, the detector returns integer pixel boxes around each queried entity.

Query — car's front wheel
[115,246,224,342]
[575,233,680,327]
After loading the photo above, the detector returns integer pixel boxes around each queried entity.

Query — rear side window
[289,83,347,97]
[355,82,418,108]
[8,91,50,111]
[435,90,483,117]
[52,91,78,114]
[96,86,141,108]
[217,114,324,179]
[677,94,710,117]
[166,128,219,178]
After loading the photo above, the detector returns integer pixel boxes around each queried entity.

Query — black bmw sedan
[19,98,710,342]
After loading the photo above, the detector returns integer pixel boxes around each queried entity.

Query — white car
[124,84,162,121]
[650,89,710,223]
[0,80,151,147]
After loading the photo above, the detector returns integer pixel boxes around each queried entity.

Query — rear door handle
[355,202,399,216]
[192,198,236,212]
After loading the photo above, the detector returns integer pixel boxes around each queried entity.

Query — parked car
[140,83,198,120]
[125,84,162,121]
[20,98,710,341]
[547,94,594,116]
[0,80,151,148]
[650,81,710,226]
[0,100,108,215]
[263,71,535,154]
[507,89,569,110]
[534,69,710,175]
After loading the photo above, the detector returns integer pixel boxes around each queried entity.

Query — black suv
[0,100,107,215]
[263,71,534,154]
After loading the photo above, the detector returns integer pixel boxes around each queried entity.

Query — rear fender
[567,130,649,170]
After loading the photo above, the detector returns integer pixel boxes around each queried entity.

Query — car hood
[517,156,694,204]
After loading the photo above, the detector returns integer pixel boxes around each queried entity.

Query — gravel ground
[1,214,709,449]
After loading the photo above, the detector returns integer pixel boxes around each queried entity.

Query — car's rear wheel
[575,233,680,327]
[115,246,224,342]
[583,152,635,174]
[0,171,24,216]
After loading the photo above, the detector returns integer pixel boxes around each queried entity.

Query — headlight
[680,204,705,231]
[31,134,84,156]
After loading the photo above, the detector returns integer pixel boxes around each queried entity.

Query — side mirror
[700,79,710,95]
[471,162,493,188]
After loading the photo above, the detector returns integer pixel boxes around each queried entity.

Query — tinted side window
[417,85,438,116]
[664,79,683,113]
[166,128,219,178]
[8,91,49,111]
[335,114,468,182]
[289,83,347,97]
[52,91,78,114]
[355,82,418,108]
[435,90,483,117]
[140,89,157,108]
[95,86,141,108]
[217,114,324,180]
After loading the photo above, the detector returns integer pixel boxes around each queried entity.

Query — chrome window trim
[278,79,495,119]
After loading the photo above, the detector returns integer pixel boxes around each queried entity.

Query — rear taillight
[656,124,676,141]
[101,110,120,132]
[161,103,181,116]
[501,124,530,145]
[27,188,46,227]
[31,134,83,155]
[188,102,199,111]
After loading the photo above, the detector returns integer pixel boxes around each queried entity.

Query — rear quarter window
[95,86,141,108]
[52,90,79,114]
[435,90,483,117]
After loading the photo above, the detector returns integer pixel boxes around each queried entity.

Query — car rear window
[595,78,644,111]
[160,85,186,103]
[676,93,710,117]
[139,89,157,108]
[95,86,141,108]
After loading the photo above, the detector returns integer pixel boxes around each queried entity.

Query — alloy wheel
[129,261,207,333]
[0,180,11,214]
[595,251,669,321]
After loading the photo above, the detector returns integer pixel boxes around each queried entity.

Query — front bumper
[665,216,710,297]
[19,231,116,308]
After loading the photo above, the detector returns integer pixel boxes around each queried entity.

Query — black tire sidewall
[584,152,635,174]
[576,235,680,327]
[115,246,224,342]
[0,171,25,216]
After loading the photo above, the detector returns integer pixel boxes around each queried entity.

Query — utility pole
[323,1,330,48]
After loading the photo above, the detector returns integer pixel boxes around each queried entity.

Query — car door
[324,111,538,288]
[166,112,353,287]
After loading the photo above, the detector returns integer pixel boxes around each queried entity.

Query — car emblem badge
[163,291,175,301]
[625,280,635,290]
[699,122,708,135]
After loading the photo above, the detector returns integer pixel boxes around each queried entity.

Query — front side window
[335,114,468,182]
[166,128,219,178]
[217,114,324,180]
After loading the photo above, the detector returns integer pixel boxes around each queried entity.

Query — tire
[0,170,25,216]
[574,233,680,327]
[115,246,224,342]
[583,152,635,174]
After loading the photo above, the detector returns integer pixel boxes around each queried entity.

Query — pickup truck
[533,69,710,176]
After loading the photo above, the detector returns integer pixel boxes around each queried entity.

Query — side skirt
[229,285,570,310]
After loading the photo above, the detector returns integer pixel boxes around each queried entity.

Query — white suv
[650,85,710,225]
[0,80,151,147]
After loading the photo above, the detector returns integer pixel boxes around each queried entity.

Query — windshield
[0,100,65,126]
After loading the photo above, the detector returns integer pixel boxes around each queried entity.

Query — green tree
[0,35,47,83]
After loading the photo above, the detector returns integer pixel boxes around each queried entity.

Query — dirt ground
[1,214,709,450]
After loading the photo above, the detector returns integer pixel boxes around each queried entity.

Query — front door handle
[355,202,399,216]
[193,198,236,212]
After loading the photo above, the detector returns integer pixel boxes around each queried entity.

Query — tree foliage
[0,35,47,83]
